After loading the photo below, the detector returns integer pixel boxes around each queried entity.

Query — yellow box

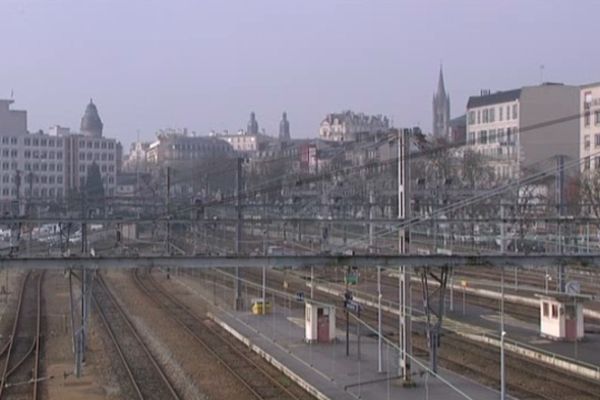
[251,300,272,315]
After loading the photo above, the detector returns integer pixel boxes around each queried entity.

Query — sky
[1,0,600,149]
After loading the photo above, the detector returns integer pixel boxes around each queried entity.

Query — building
[580,82,600,172]
[319,111,389,142]
[0,100,27,136]
[465,83,580,179]
[145,129,234,165]
[448,114,466,143]
[432,66,450,138]
[279,112,290,141]
[0,99,122,214]
[212,130,274,154]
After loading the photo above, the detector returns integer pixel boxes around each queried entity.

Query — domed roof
[81,99,103,138]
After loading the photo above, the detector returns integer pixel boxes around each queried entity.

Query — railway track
[93,274,180,400]
[0,270,44,400]
[132,268,315,400]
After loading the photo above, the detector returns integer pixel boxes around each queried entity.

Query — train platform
[173,272,506,400]
[209,308,508,400]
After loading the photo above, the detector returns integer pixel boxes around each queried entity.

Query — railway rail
[132,268,315,400]
[0,270,44,400]
[93,274,180,400]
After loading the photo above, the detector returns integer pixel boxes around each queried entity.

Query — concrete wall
[519,85,580,169]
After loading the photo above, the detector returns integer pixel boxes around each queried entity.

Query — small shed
[537,294,585,341]
[305,300,336,343]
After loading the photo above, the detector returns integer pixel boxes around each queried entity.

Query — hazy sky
[1,0,599,148]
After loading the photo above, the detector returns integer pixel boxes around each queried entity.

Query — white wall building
[465,83,580,179]
[580,82,600,172]
[319,111,389,142]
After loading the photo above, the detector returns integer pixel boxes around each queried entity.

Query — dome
[81,99,103,138]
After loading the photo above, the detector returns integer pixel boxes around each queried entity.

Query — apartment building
[319,111,390,142]
[465,83,580,179]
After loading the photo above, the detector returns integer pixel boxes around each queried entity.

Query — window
[596,111,600,125]
[57,176,63,184]
[2,175,8,183]
[1,137,8,145]
[489,108,495,122]
[41,151,47,159]
[11,162,16,170]
[595,157,600,169]
[512,104,518,119]
[94,141,100,149]
[57,152,63,159]
[585,135,591,149]
[10,150,17,158]
[585,156,591,170]
[49,139,54,147]
[33,138,39,146]
[33,163,39,171]
[10,137,17,145]
[49,151,55,159]
[2,189,7,196]
[506,127,512,143]
[585,111,591,127]
[24,138,30,146]
[482,109,488,123]
[551,304,558,319]
[41,164,47,171]
[49,164,55,171]
[2,162,8,171]
[595,134,600,147]
[108,154,114,161]
[40,139,47,146]
[25,163,31,171]
[49,176,55,184]
[108,142,114,149]
[478,130,488,144]
[41,176,47,184]
[101,153,107,161]
[87,152,92,160]
[101,142,107,149]
[57,139,63,147]
[87,141,92,148]
[57,164,62,172]
[49,188,54,197]
[109,165,114,172]
[499,106,503,121]
[506,105,510,120]
[101,165,107,172]
[488,129,497,143]
[477,110,481,124]
[2,149,8,157]
[498,128,505,143]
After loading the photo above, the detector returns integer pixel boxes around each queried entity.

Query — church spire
[437,64,446,97]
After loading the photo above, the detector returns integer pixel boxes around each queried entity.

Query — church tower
[432,66,450,138]
[247,112,259,135]
[279,112,290,141]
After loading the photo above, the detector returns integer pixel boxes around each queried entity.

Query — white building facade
[465,84,580,179]
[580,82,600,172]
[319,111,390,142]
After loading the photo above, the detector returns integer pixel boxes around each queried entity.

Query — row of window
[583,110,600,127]
[78,152,115,161]
[170,143,231,152]
[23,150,63,160]
[0,137,18,145]
[78,164,115,173]
[78,140,115,150]
[583,156,600,170]
[582,134,600,150]
[22,137,63,147]
[467,127,518,145]
[0,149,18,157]
[23,163,63,172]
[468,104,519,125]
